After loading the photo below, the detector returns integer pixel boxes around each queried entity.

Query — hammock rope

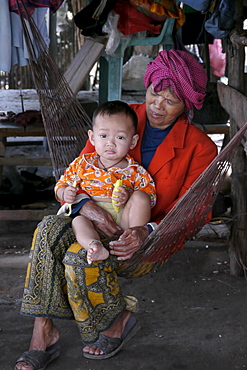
[118,122,247,276]
[16,0,92,181]
[16,1,247,276]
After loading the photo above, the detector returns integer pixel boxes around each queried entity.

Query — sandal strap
[15,349,52,369]
[91,334,122,354]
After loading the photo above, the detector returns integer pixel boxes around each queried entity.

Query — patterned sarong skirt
[20,215,126,344]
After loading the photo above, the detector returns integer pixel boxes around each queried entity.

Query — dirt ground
[1,221,247,370]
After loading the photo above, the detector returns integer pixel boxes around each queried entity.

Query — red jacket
[81,102,218,223]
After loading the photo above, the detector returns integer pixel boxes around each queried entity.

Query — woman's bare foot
[83,310,131,356]
[87,240,109,264]
[15,317,59,370]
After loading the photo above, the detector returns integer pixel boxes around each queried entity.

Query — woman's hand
[79,200,122,238]
[109,226,149,260]
[111,186,129,207]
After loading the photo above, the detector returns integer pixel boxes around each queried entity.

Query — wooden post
[224,0,247,275]
[0,137,6,186]
[99,55,124,105]
[49,10,57,62]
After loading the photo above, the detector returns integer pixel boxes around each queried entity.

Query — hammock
[117,121,247,277]
[16,1,247,277]
[16,0,92,181]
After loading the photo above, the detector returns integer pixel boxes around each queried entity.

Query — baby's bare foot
[87,240,109,264]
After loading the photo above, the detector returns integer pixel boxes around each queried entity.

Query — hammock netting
[16,0,92,181]
[16,0,247,277]
[118,122,247,276]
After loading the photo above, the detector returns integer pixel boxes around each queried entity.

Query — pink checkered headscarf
[144,50,207,111]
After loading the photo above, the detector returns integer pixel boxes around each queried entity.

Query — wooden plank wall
[218,0,247,276]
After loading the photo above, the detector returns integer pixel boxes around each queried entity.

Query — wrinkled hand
[111,186,129,207]
[79,200,122,238]
[109,226,149,261]
[63,186,77,204]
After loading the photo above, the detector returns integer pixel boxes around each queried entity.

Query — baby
[55,101,156,264]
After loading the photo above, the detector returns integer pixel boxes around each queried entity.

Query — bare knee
[129,190,151,207]
[72,215,91,235]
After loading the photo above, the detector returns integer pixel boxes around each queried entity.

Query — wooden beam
[64,39,105,96]
[0,124,46,137]
[0,157,52,166]
[218,7,247,276]
[194,123,229,135]
[0,209,55,221]
[230,29,247,46]
[217,82,247,139]
[0,137,6,185]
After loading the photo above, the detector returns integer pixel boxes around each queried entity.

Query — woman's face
[146,84,185,129]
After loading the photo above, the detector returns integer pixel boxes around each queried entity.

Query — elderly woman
[15,50,217,369]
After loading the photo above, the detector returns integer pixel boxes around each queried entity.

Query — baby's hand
[112,186,129,207]
[63,185,77,204]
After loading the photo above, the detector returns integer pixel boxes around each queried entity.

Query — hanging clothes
[0,0,64,73]
[9,0,64,15]
[209,39,226,77]
[0,3,49,72]
[112,0,163,35]
[0,1,12,72]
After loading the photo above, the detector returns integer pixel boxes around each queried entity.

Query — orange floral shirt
[55,151,156,207]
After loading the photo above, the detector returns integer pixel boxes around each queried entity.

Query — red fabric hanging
[112,0,162,35]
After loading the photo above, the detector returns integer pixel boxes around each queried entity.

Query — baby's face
[88,113,138,163]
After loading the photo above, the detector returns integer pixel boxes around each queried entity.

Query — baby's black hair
[92,100,138,132]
